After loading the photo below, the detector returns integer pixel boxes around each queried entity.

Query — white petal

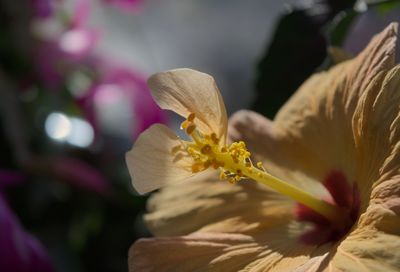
[148,68,228,142]
[126,124,195,194]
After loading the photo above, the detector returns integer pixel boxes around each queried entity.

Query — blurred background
[0,0,399,271]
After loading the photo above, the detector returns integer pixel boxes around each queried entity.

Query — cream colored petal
[148,68,228,142]
[129,230,329,272]
[329,173,400,271]
[126,124,197,194]
[129,232,262,272]
[293,253,330,272]
[331,229,400,271]
[353,66,400,205]
[228,24,397,194]
[360,175,400,234]
[228,110,329,197]
[145,170,294,236]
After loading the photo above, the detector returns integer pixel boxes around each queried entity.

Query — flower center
[173,113,354,228]
[295,171,360,245]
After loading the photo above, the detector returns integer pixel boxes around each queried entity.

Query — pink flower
[34,0,99,88]
[77,60,167,138]
[0,175,53,272]
[30,0,53,18]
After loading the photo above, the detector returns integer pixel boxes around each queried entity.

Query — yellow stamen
[180,120,190,130]
[178,113,346,223]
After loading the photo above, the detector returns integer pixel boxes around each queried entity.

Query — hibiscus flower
[126,23,400,271]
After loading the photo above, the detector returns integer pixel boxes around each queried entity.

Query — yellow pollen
[211,160,220,169]
[201,145,212,154]
[191,163,205,173]
[180,120,190,130]
[211,133,219,144]
[245,157,252,167]
[219,171,227,180]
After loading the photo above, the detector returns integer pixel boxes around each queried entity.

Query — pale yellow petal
[228,110,329,197]
[329,173,400,271]
[129,230,328,272]
[331,229,400,271]
[293,253,329,272]
[361,175,400,235]
[353,65,400,204]
[148,68,228,142]
[126,124,196,194]
[129,232,262,272]
[145,170,294,236]
[228,24,397,195]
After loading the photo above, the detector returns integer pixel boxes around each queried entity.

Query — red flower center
[294,171,360,245]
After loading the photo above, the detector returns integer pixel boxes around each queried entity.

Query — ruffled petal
[273,23,397,182]
[126,124,198,194]
[330,174,400,271]
[228,110,328,197]
[148,68,228,142]
[353,65,400,203]
[331,229,400,271]
[129,231,328,272]
[229,24,397,200]
[0,195,53,272]
[145,172,294,236]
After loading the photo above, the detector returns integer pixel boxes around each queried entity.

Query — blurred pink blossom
[0,177,53,272]
[0,170,26,189]
[77,60,167,138]
[34,0,99,88]
[27,156,111,196]
[30,0,53,18]
[47,156,111,196]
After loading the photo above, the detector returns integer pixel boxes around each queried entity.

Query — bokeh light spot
[59,29,91,55]
[45,112,71,140]
[45,112,94,148]
[67,117,94,148]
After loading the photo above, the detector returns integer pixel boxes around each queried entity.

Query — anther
[245,157,252,167]
[191,163,204,173]
[187,113,196,122]
[201,145,212,154]
[225,172,236,178]
[211,159,220,169]
[211,133,219,144]
[203,160,211,169]
[171,145,182,154]
[219,171,226,180]
[257,162,266,172]
[186,124,196,135]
